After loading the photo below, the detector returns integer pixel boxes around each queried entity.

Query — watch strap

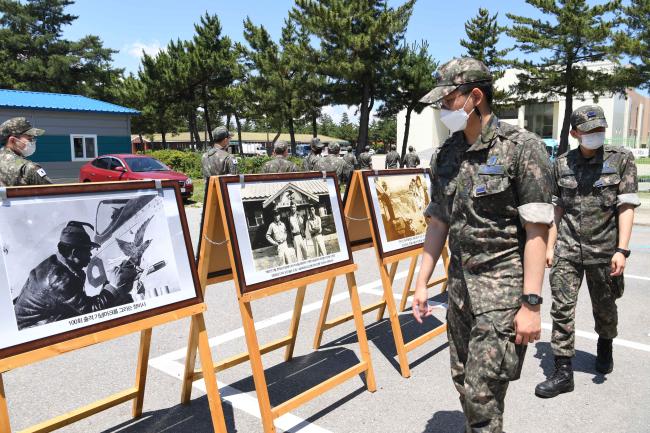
[615,247,630,258]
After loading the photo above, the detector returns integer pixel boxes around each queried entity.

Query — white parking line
[627,274,650,282]
[540,323,650,353]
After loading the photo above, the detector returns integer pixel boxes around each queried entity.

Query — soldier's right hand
[545,249,554,268]
[412,284,431,324]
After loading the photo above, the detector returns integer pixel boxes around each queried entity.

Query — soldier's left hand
[514,305,542,345]
[610,252,626,276]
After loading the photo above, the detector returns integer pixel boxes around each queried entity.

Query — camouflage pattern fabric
[261,156,298,173]
[0,147,52,186]
[549,257,622,357]
[447,280,525,433]
[426,115,553,314]
[570,105,608,132]
[358,151,373,169]
[402,151,420,168]
[420,57,492,106]
[302,152,321,171]
[552,146,640,265]
[0,117,45,139]
[313,154,352,186]
[201,146,238,178]
[343,152,357,169]
[385,150,401,168]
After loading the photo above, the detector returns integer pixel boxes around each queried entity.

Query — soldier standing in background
[314,142,352,187]
[262,140,298,173]
[302,137,324,171]
[411,57,553,433]
[358,145,373,170]
[343,145,357,169]
[201,126,238,178]
[402,146,421,168]
[535,105,640,398]
[0,117,51,186]
[385,144,401,169]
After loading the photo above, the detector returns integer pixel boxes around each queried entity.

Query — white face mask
[439,94,474,133]
[579,131,606,150]
[16,137,36,157]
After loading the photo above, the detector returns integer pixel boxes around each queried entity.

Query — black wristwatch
[521,293,543,306]
[615,247,631,258]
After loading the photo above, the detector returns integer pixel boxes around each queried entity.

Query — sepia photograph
[0,183,200,356]
[365,169,432,256]
[222,173,352,291]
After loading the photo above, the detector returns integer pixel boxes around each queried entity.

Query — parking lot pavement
[4,210,650,433]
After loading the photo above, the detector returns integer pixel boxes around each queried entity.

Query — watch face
[530,294,540,304]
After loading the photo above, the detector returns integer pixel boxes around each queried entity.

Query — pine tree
[291,0,415,155]
[507,0,628,155]
[378,41,437,160]
[616,0,650,91]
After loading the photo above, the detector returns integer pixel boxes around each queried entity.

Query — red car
[79,154,194,199]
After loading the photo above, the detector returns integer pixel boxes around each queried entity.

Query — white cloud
[123,41,163,59]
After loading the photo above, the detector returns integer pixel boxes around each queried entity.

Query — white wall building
[398,62,650,158]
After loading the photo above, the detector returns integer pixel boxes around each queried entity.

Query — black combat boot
[535,356,574,398]
[595,337,613,374]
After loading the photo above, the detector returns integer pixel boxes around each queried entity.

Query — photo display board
[362,168,432,258]
[219,172,353,293]
[0,181,203,359]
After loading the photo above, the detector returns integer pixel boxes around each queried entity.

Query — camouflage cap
[328,142,340,153]
[310,137,324,149]
[570,105,608,132]
[212,126,232,143]
[0,117,45,140]
[60,221,100,249]
[274,140,288,153]
[419,57,492,105]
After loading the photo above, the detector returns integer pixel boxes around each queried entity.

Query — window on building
[524,103,554,138]
[495,104,518,120]
[70,134,98,160]
[247,210,264,228]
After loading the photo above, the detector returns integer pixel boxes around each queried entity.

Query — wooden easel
[180,175,376,433]
[313,170,449,378]
[0,306,227,433]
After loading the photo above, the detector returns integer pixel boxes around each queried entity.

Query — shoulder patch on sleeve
[37,168,47,177]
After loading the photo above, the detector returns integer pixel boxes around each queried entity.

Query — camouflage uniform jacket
[552,146,640,265]
[385,150,401,168]
[0,147,52,186]
[425,115,554,314]
[261,156,298,173]
[343,153,357,169]
[403,151,420,168]
[313,154,352,186]
[302,152,321,171]
[201,146,238,178]
[358,152,373,169]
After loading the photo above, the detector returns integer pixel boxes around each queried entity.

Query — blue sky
[62,1,634,120]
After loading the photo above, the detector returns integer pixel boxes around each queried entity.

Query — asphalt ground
[4,207,650,433]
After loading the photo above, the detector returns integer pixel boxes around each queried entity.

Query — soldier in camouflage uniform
[343,145,357,169]
[411,58,553,433]
[302,137,324,171]
[385,144,401,168]
[201,126,238,179]
[535,105,640,398]
[0,117,52,186]
[402,146,420,168]
[358,145,373,169]
[261,140,298,173]
[313,142,352,188]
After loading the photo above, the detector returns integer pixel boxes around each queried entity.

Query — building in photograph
[0,89,139,179]
[399,61,650,160]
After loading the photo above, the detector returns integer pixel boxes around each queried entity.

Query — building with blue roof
[0,89,139,180]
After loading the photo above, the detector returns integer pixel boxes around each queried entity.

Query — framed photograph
[362,169,432,258]
[219,172,353,293]
[0,181,202,359]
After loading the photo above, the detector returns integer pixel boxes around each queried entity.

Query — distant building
[0,89,139,179]
[398,61,650,158]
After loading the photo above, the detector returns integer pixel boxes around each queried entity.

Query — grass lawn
[187,178,205,207]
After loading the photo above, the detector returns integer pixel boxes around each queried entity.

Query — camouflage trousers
[549,257,623,357]
[448,294,526,433]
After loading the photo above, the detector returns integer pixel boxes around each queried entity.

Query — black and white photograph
[0,183,200,356]
[365,169,432,256]
[223,173,352,291]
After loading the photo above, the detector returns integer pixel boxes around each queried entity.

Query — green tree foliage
[507,0,629,154]
[378,41,437,159]
[291,0,415,155]
[616,0,650,91]
[0,0,123,100]
[369,116,397,150]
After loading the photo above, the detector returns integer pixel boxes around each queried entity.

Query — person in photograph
[412,57,553,432]
[306,205,327,256]
[0,117,51,186]
[415,175,430,209]
[376,180,396,221]
[201,126,238,178]
[359,145,373,169]
[385,144,401,168]
[288,203,309,260]
[402,146,421,168]
[409,178,420,212]
[13,221,140,330]
[265,210,294,265]
[535,105,640,398]
[262,140,298,173]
